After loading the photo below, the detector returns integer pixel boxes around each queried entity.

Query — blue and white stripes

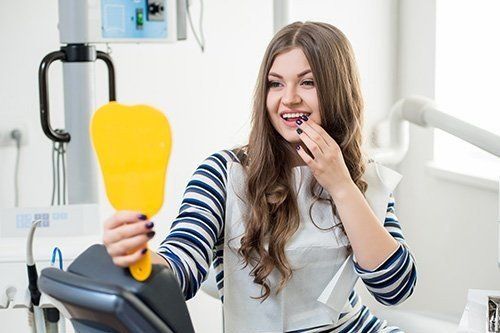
[158,150,235,300]
[352,194,417,307]
[157,150,417,332]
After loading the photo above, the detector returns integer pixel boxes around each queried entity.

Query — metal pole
[372,96,500,165]
[273,0,289,34]
[423,107,500,158]
[62,62,99,204]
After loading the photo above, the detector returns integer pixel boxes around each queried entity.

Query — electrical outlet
[0,121,29,147]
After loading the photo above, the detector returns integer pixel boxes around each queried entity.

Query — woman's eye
[269,81,282,88]
[302,80,315,86]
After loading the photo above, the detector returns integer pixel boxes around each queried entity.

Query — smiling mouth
[280,112,311,122]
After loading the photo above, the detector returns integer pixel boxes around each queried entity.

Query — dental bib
[222,161,402,332]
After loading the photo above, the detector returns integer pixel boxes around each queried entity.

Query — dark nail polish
[145,221,154,229]
[296,128,303,134]
[138,214,148,221]
[147,231,156,238]
[295,119,303,125]
[300,115,308,121]
[141,248,148,255]
[296,145,301,150]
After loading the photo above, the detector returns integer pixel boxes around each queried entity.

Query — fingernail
[147,231,156,238]
[296,145,301,150]
[141,248,148,255]
[138,214,148,221]
[300,115,308,121]
[145,221,154,229]
[296,128,303,134]
[295,119,303,125]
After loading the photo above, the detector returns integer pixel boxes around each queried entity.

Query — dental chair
[38,244,196,333]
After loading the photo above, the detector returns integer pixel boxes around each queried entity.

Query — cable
[50,130,67,206]
[51,142,57,205]
[61,143,67,205]
[47,247,64,333]
[47,140,66,332]
[26,220,48,333]
[11,129,22,207]
[50,247,64,270]
[56,146,61,205]
[186,0,205,52]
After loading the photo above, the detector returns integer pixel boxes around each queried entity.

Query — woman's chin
[284,137,301,144]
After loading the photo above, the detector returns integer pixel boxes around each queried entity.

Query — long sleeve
[353,193,417,306]
[157,150,235,300]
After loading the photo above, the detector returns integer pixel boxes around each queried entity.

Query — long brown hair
[234,21,367,302]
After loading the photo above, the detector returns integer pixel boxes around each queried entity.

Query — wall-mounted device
[58,0,187,43]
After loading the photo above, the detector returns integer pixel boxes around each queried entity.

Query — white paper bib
[222,161,402,333]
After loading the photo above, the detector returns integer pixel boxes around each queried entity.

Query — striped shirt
[158,149,417,333]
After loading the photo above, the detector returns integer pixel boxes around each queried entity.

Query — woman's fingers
[102,210,156,268]
[296,118,330,152]
[302,117,337,146]
[103,218,154,246]
[112,247,149,267]
[296,128,323,159]
[104,210,148,230]
[106,231,155,257]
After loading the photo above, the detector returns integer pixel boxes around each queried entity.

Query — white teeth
[282,112,308,119]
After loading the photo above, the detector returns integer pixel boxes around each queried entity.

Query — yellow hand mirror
[91,101,172,281]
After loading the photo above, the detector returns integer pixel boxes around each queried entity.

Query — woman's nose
[282,86,302,106]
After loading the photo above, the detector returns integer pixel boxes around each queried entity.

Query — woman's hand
[295,116,355,198]
[102,211,156,267]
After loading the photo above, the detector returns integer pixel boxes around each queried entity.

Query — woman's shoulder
[194,148,245,178]
[203,147,245,166]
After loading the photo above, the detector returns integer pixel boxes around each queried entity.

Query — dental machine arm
[371,96,500,269]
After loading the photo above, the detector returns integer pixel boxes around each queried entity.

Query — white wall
[396,0,499,320]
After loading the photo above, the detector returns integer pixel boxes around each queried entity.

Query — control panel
[58,0,183,43]
[101,0,168,39]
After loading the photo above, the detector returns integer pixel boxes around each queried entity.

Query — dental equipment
[46,248,66,333]
[26,220,47,333]
[489,296,500,332]
[371,96,500,166]
[370,96,500,268]
[39,0,186,205]
[50,248,63,271]
[39,244,195,333]
[44,247,66,333]
[11,129,22,207]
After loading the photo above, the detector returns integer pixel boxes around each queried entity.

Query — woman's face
[266,47,321,144]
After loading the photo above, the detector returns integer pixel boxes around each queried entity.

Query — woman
[103,21,417,332]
